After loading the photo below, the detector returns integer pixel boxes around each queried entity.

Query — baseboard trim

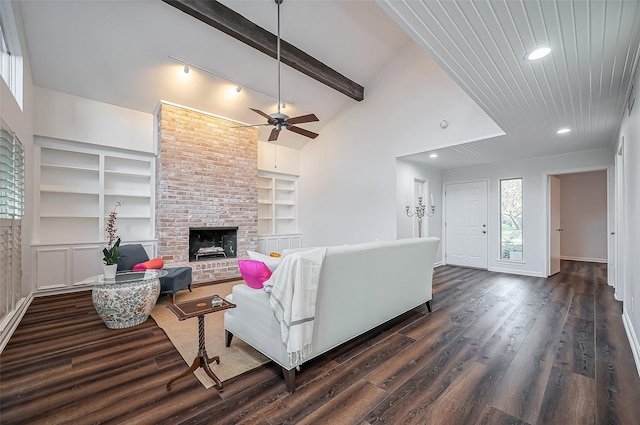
[560,256,607,263]
[488,266,546,277]
[33,286,91,297]
[622,310,640,378]
[0,295,34,353]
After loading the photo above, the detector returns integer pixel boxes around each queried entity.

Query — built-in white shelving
[256,173,301,254]
[32,138,156,291]
[257,174,298,235]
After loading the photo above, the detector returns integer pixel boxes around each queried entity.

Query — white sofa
[224,237,440,392]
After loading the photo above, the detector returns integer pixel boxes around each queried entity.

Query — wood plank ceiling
[381,0,640,168]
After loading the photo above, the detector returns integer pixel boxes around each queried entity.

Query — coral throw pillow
[238,259,272,289]
[133,257,164,271]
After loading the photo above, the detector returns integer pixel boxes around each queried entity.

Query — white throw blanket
[263,248,326,367]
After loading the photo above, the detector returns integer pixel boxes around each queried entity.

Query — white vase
[102,264,117,279]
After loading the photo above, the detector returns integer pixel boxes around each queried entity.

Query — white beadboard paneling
[379,0,640,169]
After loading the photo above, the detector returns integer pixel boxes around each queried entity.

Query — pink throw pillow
[133,257,164,271]
[238,259,272,289]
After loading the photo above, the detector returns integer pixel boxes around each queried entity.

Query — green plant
[103,237,121,265]
[103,201,123,265]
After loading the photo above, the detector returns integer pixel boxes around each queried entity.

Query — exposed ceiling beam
[162,0,365,101]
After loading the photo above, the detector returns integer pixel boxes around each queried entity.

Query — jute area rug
[150,280,270,389]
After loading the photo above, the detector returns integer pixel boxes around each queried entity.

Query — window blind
[0,124,23,219]
[0,121,23,336]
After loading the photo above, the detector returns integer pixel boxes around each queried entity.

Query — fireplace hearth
[189,227,238,262]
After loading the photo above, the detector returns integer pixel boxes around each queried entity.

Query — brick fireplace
[155,102,259,283]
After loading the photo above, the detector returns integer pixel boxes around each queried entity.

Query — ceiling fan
[242,0,319,142]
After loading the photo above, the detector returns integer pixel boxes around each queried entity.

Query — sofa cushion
[247,250,281,272]
[238,259,272,289]
[133,257,164,271]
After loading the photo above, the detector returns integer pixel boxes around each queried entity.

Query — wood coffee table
[166,295,236,391]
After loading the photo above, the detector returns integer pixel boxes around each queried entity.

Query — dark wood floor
[1,261,639,424]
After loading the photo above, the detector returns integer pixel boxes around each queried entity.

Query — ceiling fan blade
[250,108,274,122]
[287,113,319,125]
[268,128,280,142]
[288,126,319,139]
[232,123,273,128]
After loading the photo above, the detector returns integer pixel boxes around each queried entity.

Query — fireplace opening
[189,227,238,262]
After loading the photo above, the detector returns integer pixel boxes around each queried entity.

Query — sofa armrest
[223,283,289,369]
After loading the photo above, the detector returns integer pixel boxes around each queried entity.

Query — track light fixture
[168,55,293,106]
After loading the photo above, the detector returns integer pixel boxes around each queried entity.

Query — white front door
[549,175,561,275]
[445,181,488,268]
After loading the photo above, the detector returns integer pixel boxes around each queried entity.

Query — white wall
[257,141,300,176]
[558,171,608,262]
[616,66,640,373]
[442,149,612,277]
[34,88,154,152]
[298,41,503,246]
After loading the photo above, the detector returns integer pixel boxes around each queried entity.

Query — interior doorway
[547,169,609,277]
[410,179,428,237]
[549,176,561,275]
[614,141,624,300]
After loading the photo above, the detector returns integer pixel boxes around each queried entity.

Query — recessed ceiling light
[557,128,571,134]
[527,47,551,60]
[429,153,438,158]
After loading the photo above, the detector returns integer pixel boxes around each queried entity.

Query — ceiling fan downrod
[242,0,319,142]
[276,0,283,115]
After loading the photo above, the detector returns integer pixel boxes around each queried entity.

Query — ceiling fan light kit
[246,0,320,142]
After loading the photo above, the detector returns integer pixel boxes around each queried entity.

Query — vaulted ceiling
[17,0,410,150]
[15,0,640,169]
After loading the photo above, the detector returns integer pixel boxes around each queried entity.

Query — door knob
[611,232,616,235]
[482,230,487,234]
